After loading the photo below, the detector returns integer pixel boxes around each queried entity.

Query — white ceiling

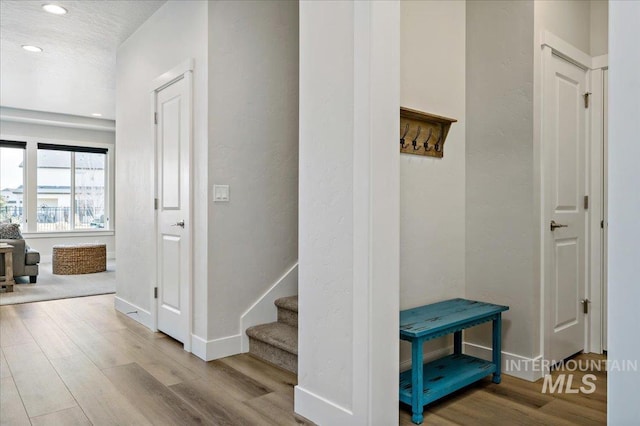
[0,0,166,120]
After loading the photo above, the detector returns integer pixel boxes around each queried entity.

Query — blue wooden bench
[399,298,509,424]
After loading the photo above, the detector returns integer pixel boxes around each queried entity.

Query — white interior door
[544,53,588,363]
[155,76,191,345]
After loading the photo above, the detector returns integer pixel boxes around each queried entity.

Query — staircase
[246,295,298,373]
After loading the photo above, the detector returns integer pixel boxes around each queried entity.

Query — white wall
[608,1,640,422]
[0,107,115,259]
[590,0,609,56]
[534,0,608,57]
[296,1,399,424]
[0,121,115,146]
[206,0,299,342]
[466,1,538,359]
[115,1,209,335]
[399,0,466,365]
[535,0,591,53]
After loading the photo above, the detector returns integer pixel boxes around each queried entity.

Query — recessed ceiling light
[22,45,43,53]
[42,4,68,15]
[91,113,103,117]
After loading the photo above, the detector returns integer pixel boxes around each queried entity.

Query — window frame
[0,136,114,235]
[0,140,27,225]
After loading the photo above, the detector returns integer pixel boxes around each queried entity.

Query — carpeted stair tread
[246,322,298,355]
[274,295,298,313]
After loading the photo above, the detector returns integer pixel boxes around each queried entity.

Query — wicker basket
[52,244,107,275]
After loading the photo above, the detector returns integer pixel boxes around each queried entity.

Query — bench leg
[411,338,424,424]
[492,313,502,384]
[454,330,462,355]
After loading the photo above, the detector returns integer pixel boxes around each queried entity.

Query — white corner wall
[296,1,399,424]
[115,1,209,338]
[608,1,640,423]
[465,0,538,360]
[206,0,299,348]
[399,0,466,366]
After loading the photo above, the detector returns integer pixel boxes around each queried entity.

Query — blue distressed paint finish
[399,354,496,405]
[399,298,509,424]
[492,313,502,384]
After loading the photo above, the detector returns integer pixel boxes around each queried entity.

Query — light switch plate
[213,184,230,202]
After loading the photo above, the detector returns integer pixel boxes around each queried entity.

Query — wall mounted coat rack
[400,107,457,158]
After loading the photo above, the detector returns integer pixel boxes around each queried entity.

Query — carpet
[0,260,116,305]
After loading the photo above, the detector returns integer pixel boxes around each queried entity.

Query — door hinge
[584,195,589,210]
[154,112,158,124]
[154,287,158,299]
[154,198,158,210]
[601,219,604,229]
[583,92,591,108]
[581,298,590,314]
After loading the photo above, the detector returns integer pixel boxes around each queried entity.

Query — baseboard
[294,385,354,425]
[191,333,242,362]
[114,296,153,330]
[463,342,544,382]
[399,346,453,372]
[240,263,298,352]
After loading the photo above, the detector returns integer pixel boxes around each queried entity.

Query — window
[75,152,106,229]
[1,140,111,233]
[0,141,26,224]
[37,149,71,231]
[36,144,108,232]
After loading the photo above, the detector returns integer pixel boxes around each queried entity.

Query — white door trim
[541,30,591,70]
[587,59,608,354]
[150,59,194,93]
[591,54,609,71]
[150,61,194,353]
[602,69,608,352]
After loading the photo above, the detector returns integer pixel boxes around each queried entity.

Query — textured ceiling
[0,0,166,120]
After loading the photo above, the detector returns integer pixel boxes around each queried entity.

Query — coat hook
[434,125,444,152]
[400,123,409,148]
[412,126,422,150]
[423,128,433,151]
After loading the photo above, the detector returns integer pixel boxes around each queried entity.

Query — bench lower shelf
[399,354,496,407]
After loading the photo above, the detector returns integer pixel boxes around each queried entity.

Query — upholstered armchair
[0,239,39,283]
[0,224,40,283]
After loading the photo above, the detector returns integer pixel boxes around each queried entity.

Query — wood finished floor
[0,294,311,426]
[0,294,606,425]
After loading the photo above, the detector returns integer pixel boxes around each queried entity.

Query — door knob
[171,220,185,228]
[550,220,568,231]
